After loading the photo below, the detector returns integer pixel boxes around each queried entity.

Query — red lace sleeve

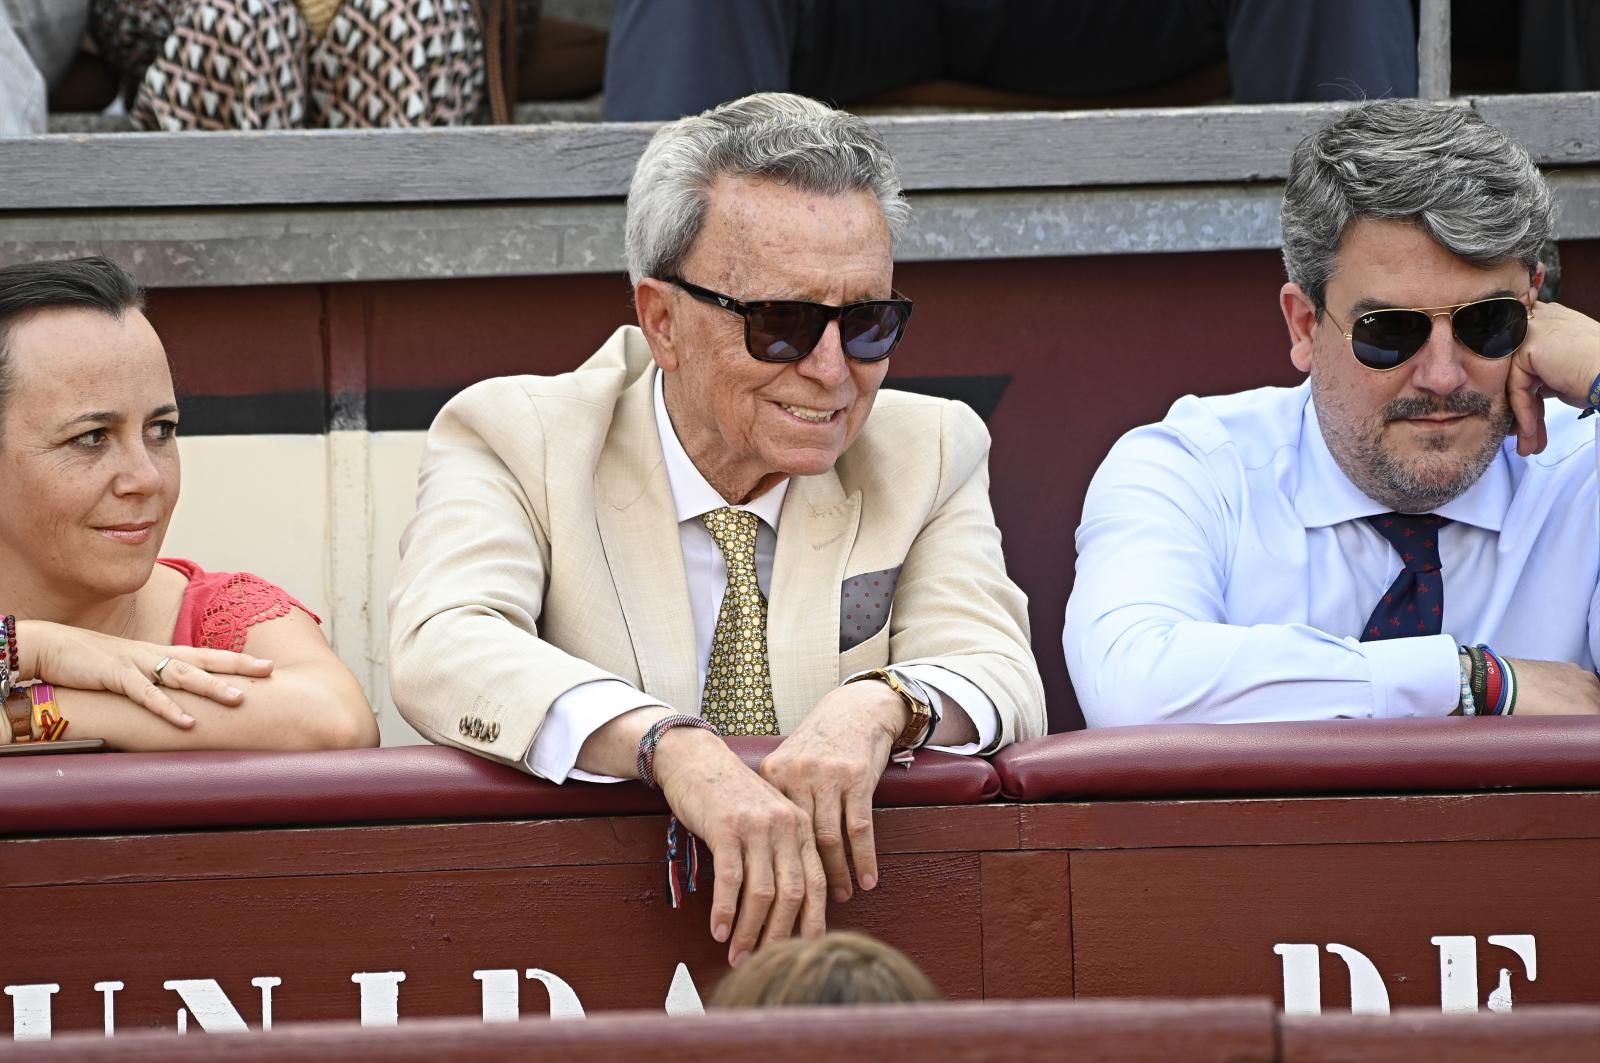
[164,561,320,652]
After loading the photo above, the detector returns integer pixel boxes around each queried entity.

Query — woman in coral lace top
[0,258,377,752]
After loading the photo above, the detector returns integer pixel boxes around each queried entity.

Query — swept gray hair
[1281,99,1553,313]
[624,93,911,286]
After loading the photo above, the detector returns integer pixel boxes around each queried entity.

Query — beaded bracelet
[1457,659,1478,716]
[3,614,15,674]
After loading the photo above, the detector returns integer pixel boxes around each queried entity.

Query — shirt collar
[1294,384,1510,532]
[653,368,789,530]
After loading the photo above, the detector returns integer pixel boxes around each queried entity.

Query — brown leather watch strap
[4,691,33,743]
[846,668,932,751]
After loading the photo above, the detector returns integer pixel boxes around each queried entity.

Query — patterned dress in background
[91,0,487,130]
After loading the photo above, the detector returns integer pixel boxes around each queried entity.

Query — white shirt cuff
[525,679,666,784]
[845,663,1001,756]
[1362,634,1462,718]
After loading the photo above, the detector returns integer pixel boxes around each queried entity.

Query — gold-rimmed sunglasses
[1325,296,1532,372]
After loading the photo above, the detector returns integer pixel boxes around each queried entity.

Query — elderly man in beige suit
[390,92,1045,966]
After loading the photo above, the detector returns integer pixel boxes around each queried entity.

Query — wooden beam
[4,171,1594,288]
[3,94,1594,211]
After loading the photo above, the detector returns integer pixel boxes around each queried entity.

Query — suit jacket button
[458,716,470,735]
[489,723,500,741]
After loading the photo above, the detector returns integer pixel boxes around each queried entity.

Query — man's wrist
[842,668,937,750]
[875,685,912,743]
[850,675,918,746]
[651,723,733,793]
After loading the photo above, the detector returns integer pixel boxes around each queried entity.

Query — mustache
[1381,391,1493,423]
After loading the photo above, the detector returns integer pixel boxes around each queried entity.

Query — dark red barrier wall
[145,242,1600,731]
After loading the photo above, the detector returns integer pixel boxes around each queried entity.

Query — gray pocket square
[839,566,902,652]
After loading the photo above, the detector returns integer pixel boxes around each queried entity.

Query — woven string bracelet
[635,715,720,909]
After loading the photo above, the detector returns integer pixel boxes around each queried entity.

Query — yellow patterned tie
[700,508,780,735]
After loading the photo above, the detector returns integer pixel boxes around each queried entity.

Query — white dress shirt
[528,369,999,781]
[1065,382,1599,727]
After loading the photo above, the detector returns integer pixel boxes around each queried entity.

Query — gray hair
[1281,99,1553,312]
[624,93,911,286]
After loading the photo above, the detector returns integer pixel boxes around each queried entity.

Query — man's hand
[653,726,828,967]
[759,680,905,903]
[1507,301,1600,456]
[1502,658,1600,716]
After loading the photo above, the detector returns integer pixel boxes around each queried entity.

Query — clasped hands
[5,620,271,734]
[653,679,909,967]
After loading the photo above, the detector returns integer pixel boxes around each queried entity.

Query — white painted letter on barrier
[525,969,585,1019]
[1274,944,1323,1014]
[1486,935,1537,1012]
[251,978,280,1031]
[664,963,704,1016]
[472,969,522,1023]
[162,980,254,1033]
[350,971,405,1026]
[93,981,124,1037]
[1325,944,1390,1014]
[4,984,59,1041]
[1430,936,1479,1013]
[1273,944,1390,1014]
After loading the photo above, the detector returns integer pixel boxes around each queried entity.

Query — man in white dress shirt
[1065,99,1600,727]
[390,93,1045,965]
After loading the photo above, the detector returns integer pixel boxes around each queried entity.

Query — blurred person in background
[602,0,1419,122]
[87,0,533,129]
[0,0,89,134]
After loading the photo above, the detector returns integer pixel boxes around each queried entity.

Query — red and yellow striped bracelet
[29,683,67,742]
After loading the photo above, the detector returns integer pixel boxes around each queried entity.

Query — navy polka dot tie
[1360,513,1449,641]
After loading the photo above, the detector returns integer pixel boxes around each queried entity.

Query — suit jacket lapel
[769,469,861,733]
[594,366,700,715]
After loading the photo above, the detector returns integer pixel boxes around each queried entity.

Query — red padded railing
[0,738,1000,836]
[3,718,1597,836]
[991,717,1600,801]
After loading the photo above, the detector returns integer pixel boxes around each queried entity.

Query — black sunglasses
[1327,297,1532,372]
[663,277,913,363]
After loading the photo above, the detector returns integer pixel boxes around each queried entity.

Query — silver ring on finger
[151,656,173,686]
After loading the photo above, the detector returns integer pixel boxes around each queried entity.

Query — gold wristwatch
[846,667,936,751]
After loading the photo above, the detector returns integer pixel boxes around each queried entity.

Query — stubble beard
[1316,380,1514,513]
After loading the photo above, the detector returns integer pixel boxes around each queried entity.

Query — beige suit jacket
[390,326,1046,769]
